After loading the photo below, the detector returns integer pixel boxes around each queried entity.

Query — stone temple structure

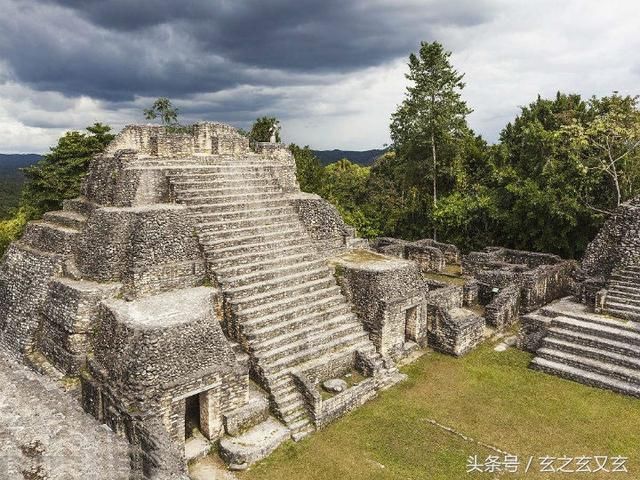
[0,123,417,478]
[522,196,640,398]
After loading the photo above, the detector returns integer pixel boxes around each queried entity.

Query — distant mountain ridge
[312,149,386,166]
[0,154,41,171]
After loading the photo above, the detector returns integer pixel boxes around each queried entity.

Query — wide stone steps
[222,258,326,288]
[548,327,640,358]
[205,244,311,269]
[215,251,319,277]
[530,357,640,398]
[195,205,293,223]
[223,267,329,300]
[256,322,363,365]
[552,316,640,346]
[252,311,358,353]
[198,213,300,232]
[536,347,640,384]
[261,334,371,375]
[199,227,305,251]
[233,278,339,312]
[244,299,350,340]
[186,198,293,212]
[197,221,302,243]
[607,292,640,306]
[608,285,640,298]
[176,189,283,202]
[541,336,640,371]
[203,236,308,259]
[172,183,283,195]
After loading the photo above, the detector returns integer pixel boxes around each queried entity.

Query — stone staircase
[167,158,383,437]
[528,299,640,397]
[603,265,640,321]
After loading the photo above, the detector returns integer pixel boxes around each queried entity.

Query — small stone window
[405,306,418,342]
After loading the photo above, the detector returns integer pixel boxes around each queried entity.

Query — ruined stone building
[1,122,638,479]
[0,123,419,478]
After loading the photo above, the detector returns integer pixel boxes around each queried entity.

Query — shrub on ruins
[249,116,281,143]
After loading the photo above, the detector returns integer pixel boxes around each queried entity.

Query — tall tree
[289,144,323,192]
[390,41,472,239]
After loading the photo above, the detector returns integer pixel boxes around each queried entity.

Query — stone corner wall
[581,197,640,279]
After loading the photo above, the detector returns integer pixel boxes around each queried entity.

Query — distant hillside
[312,149,386,166]
[0,154,40,219]
[0,153,41,171]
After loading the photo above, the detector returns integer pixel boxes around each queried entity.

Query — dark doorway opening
[185,394,201,439]
[405,306,418,342]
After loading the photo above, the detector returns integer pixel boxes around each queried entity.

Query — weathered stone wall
[371,237,459,272]
[39,278,121,374]
[105,123,250,157]
[333,251,427,359]
[581,197,640,279]
[76,205,206,297]
[485,284,521,330]
[0,243,65,354]
[290,193,356,258]
[426,304,484,356]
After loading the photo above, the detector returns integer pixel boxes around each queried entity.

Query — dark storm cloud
[0,0,495,102]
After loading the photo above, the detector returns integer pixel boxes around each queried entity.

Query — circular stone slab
[322,378,348,393]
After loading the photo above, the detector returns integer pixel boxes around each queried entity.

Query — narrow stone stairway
[604,265,640,321]
[528,299,640,397]
[168,158,382,437]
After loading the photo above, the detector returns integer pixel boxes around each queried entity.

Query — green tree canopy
[249,116,281,143]
[144,97,179,126]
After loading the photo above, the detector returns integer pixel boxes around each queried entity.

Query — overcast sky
[0,0,638,153]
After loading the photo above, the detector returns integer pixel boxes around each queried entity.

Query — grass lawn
[239,343,640,480]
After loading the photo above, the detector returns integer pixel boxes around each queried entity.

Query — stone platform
[0,351,130,479]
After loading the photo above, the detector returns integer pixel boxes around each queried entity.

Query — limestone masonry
[1,123,638,479]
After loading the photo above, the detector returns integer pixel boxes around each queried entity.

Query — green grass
[240,344,640,480]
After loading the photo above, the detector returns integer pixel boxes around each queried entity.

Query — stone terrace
[0,351,130,479]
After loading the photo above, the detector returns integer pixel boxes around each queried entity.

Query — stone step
[542,336,640,371]
[176,191,284,205]
[21,221,79,255]
[609,280,640,291]
[541,304,640,333]
[606,293,640,307]
[548,327,640,358]
[197,221,302,243]
[233,278,339,312]
[200,227,306,251]
[186,198,293,212]
[536,347,640,384]
[222,258,326,288]
[608,285,640,298]
[603,305,640,322]
[552,316,640,346]
[206,244,311,270]
[224,267,329,300]
[197,213,300,232]
[266,342,376,389]
[204,236,308,259]
[171,172,278,184]
[530,356,640,398]
[262,333,371,375]
[172,183,283,195]
[244,298,350,339]
[43,210,86,230]
[194,205,293,223]
[215,251,319,277]
[610,273,640,282]
[252,310,357,353]
[256,322,363,364]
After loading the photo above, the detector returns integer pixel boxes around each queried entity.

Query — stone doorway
[405,306,418,342]
[185,394,201,439]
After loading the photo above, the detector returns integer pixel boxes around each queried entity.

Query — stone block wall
[333,251,428,359]
[581,197,640,279]
[290,193,356,258]
[371,237,459,272]
[484,284,521,330]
